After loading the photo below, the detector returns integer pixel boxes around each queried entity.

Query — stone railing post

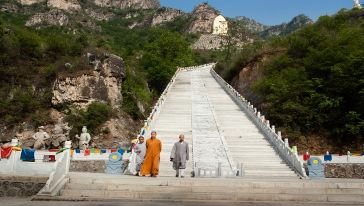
[284,138,289,148]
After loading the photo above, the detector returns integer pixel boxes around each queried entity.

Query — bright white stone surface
[153,65,296,178]
[0,151,58,176]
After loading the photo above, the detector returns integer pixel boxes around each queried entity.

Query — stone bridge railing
[210,67,307,178]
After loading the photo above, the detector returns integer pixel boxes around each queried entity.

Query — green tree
[141,29,195,92]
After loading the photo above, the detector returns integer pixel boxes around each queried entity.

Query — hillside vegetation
[0,11,195,134]
[218,9,364,152]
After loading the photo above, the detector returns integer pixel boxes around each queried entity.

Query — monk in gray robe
[170,134,189,178]
[135,135,146,176]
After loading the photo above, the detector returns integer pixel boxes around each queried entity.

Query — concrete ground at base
[1,198,362,206]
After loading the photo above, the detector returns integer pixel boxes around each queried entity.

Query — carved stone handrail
[37,149,71,196]
[210,67,307,178]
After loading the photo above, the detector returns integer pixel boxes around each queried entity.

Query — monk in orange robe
[140,131,162,177]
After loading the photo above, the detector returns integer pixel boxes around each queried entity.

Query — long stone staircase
[153,65,296,178]
[33,64,364,203]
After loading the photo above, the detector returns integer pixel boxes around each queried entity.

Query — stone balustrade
[0,151,58,176]
[38,149,70,196]
[210,67,307,178]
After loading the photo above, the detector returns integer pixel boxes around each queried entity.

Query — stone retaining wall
[0,176,47,197]
[303,163,364,179]
[70,160,106,173]
[325,164,364,179]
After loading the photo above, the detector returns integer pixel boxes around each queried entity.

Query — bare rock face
[260,14,313,38]
[151,7,183,26]
[230,50,286,106]
[47,0,81,11]
[52,53,125,108]
[92,115,138,148]
[25,9,69,27]
[85,9,115,21]
[188,3,219,34]
[18,0,46,5]
[93,0,160,10]
[1,3,20,12]
[192,34,227,50]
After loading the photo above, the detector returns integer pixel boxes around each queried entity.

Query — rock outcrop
[93,0,160,10]
[187,3,219,34]
[151,7,183,26]
[47,0,81,11]
[85,9,115,21]
[231,50,286,106]
[233,16,269,33]
[25,9,69,27]
[18,0,45,5]
[260,14,313,38]
[52,53,125,108]
[192,34,227,50]
[0,3,19,12]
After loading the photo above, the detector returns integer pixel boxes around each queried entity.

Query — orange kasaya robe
[140,138,162,176]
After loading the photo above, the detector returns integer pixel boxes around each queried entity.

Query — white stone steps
[242,166,292,171]
[57,189,364,203]
[229,147,276,152]
[62,183,364,196]
[67,173,364,188]
[242,169,295,175]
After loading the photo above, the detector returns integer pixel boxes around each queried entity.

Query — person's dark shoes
[175,175,178,177]
[135,173,139,176]
[181,176,185,178]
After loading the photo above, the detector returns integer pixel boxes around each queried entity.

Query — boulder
[52,53,125,108]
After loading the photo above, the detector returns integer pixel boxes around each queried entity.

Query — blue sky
[160,0,355,25]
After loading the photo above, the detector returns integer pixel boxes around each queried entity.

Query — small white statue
[354,0,362,8]
[32,126,50,149]
[76,126,91,150]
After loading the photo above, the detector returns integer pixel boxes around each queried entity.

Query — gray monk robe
[135,142,146,172]
[170,141,189,170]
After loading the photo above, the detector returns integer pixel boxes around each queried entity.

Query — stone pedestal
[105,152,123,175]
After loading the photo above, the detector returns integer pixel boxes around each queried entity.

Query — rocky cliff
[233,16,269,33]
[192,34,227,50]
[151,7,183,26]
[93,0,159,9]
[25,9,69,27]
[17,0,159,10]
[47,0,81,11]
[260,14,313,38]
[187,3,219,34]
[52,53,125,108]
[231,49,286,106]
[18,0,45,5]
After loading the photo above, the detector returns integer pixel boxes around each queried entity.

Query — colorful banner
[1,147,12,159]
[20,149,35,162]
[84,149,90,156]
